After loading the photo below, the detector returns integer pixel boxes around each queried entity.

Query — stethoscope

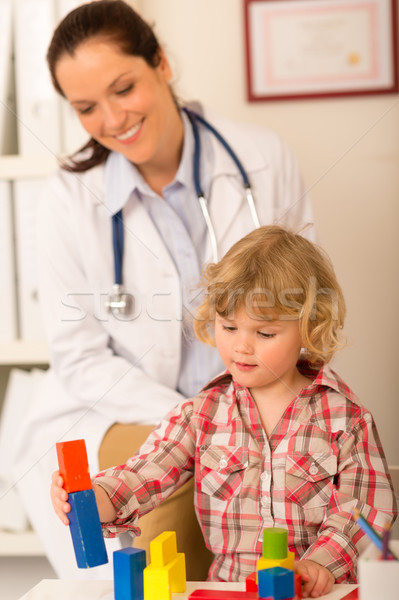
[105,108,260,315]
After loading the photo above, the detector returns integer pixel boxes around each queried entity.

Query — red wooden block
[245,571,257,592]
[188,590,260,600]
[295,572,302,599]
[339,590,358,600]
[56,439,92,493]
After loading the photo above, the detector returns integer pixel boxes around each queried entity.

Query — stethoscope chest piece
[105,283,133,316]
[106,109,259,314]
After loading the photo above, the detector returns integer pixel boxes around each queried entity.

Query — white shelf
[0,530,45,557]
[0,341,49,365]
[0,155,58,180]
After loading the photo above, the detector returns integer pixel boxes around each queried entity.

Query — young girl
[51,226,396,598]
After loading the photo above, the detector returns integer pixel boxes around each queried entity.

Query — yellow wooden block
[143,565,171,600]
[143,552,186,600]
[168,553,186,593]
[257,551,295,572]
[150,531,177,567]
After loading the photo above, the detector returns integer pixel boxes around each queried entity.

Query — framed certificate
[244,0,399,101]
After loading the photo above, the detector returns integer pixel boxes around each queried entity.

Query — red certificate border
[244,0,399,101]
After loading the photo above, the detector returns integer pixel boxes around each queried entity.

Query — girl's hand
[50,470,71,526]
[295,559,335,598]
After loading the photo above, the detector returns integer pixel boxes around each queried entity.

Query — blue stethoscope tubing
[108,108,260,311]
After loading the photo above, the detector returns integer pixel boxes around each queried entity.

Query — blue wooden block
[68,489,108,568]
[258,566,294,600]
[114,548,146,600]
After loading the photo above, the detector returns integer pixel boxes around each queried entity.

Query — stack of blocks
[143,530,186,600]
[188,527,301,600]
[56,439,108,568]
[249,527,301,600]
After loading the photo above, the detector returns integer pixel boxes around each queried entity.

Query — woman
[12,0,314,581]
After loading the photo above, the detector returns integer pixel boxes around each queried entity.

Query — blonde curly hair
[194,225,346,364]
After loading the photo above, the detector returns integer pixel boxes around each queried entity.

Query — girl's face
[55,39,182,170]
[214,306,304,399]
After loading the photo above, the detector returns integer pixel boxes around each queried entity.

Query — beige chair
[99,424,213,580]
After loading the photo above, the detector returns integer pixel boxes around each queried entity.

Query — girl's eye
[222,325,236,332]
[258,332,275,339]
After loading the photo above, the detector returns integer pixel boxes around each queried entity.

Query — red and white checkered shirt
[95,363,397,582]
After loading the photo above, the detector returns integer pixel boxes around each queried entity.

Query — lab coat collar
[104,151,138,215]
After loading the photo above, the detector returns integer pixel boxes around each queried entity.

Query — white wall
[136,0,399,464]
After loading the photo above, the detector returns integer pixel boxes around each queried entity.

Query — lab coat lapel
[205,114,263,261]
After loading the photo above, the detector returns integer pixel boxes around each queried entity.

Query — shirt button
[261,497,268,507]
[309,463,318,476]
[219,457,228,469]
[261,472,269,481]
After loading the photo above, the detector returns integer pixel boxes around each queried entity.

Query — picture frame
[244,0,399,101]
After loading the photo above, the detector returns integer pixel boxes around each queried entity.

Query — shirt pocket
[199,445,249,501]
[285,452,337,509]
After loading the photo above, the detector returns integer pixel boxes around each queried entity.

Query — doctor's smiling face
[55,38,183,175]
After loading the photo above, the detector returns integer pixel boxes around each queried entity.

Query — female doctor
[12,0,315,582]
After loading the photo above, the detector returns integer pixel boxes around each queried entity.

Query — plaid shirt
[95,363,397,582]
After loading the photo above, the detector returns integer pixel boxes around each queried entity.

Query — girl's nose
[234,334,253,354]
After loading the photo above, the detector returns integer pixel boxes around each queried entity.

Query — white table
[19,579,358,599]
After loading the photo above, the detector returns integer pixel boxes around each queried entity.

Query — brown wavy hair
[46,0,162,172]
[194,226,346,364]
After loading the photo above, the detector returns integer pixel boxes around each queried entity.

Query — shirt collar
[201,362,359,406]
[104,110,195,215]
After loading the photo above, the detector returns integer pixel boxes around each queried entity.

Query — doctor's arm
[37,173,184,426]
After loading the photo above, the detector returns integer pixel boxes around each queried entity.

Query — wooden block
[245,571,257,592]
[263,527,289,559]
[150,531,177,567]
[257,551,295,572]
[188,590,260,599]
[340,591,359,600]
[144,552,186,599]
[143,563,171,600]
[56,439,91,493]
[114,547,146,600]
[295,572,302,599]
[68,489,108,568]
[258,566,294,600]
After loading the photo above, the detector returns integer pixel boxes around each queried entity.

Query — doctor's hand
[295,559,335,598]
[51,470,71,526]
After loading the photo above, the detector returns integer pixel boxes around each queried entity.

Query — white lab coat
[12,107,314,579]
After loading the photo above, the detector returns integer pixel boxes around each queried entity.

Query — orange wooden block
[56,439,92,493]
